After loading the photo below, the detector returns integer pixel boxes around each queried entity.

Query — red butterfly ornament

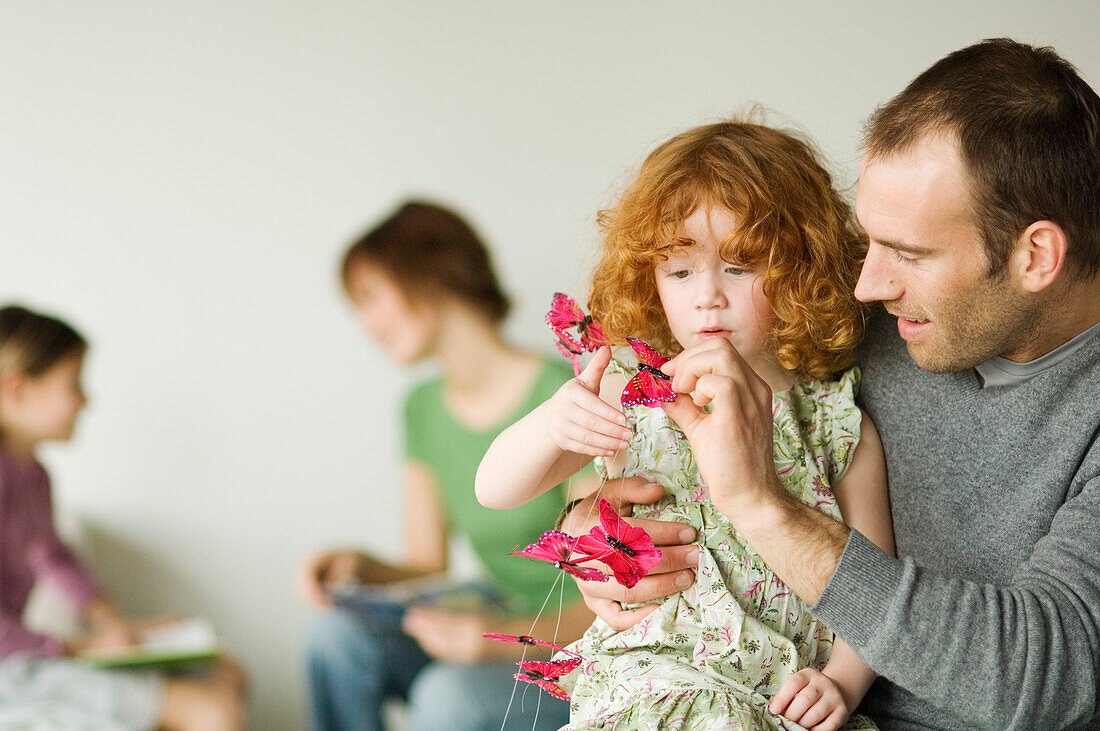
[547,293,608,376]
[509,529,608,582]
[482,633,577,655]
[574,499,663,588]
[620,337,677,408]
[514,656,582,700]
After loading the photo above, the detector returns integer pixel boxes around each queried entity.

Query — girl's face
[346,262,439,365]
[655,206,792,390]
[4,352,88,446]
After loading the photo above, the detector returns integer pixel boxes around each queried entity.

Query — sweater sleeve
[813,472,1100,729]
[0,609,65,658]
[27,479,103,613]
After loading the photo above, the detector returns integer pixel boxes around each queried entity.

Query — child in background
[477,120,894,730]
[0,305,245,731]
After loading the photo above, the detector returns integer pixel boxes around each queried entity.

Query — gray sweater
[814,308,1100,730]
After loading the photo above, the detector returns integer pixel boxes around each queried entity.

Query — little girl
[477,120,895,730]
[0,305,244,730]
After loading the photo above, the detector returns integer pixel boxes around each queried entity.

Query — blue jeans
[305,610,570,731]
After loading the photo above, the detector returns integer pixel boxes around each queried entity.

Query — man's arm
[814,474,1100,729]
[663,339,1100,728]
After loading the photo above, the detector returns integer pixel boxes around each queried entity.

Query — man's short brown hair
[863,38,1100,279]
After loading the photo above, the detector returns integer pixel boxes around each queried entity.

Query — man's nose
[854,244,902,303]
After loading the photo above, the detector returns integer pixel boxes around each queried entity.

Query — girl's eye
[670,269,691,279]
[724,265,747,276]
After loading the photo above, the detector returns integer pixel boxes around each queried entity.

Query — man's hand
[563,477,699,631]
[661,339,783,521]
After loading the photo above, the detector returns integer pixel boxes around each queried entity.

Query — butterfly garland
[483,633,583,700]
[620,337,676,408]
[546,292,608,376]
[495,299,673,706]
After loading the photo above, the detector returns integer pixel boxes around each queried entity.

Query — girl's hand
[402,607,490,663]
[770,668,851,731]
[297,550,368,609]
[548,346,630,457]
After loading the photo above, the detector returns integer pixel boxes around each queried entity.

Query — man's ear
[1010,220,1067,293]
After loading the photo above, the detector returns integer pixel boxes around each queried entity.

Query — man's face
[854,134,1034,372]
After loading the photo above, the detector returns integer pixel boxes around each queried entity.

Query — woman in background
[297,201,593,731]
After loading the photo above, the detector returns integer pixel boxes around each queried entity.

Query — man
[567,39,1100,729]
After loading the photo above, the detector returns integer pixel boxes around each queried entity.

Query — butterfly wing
[626,337,670,369]
[483,633,571,654]
[620,370,676,408]
[513,673,572,701]
[509,529,608,582]
[580,319,608,351]
[554,339,582,376]
[575,500,663,588]
[546,292,585,331]
[509,529,575,563]
[517,657,582,680]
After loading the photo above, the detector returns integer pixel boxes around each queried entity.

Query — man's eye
[892,249,915,264]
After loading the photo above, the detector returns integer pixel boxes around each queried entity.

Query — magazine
[327,577,510,625]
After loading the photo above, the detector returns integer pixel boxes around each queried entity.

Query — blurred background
[3,2,1097,727]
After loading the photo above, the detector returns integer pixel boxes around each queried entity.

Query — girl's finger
[810,706,847,731]
[571,387,628,429]
[576,345,613,392]
[769,670,810,714]
[797,695,836,729]
[783,684,824,723]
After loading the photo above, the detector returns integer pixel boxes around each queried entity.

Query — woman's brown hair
[341,201,511,323]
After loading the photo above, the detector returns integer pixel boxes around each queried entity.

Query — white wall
[3,2,1097,727]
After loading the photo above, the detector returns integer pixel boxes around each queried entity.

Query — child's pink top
[0,449,102,658]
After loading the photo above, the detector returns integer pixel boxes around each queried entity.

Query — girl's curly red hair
[589,120,867,380]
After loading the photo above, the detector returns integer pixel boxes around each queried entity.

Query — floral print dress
[560,361,877,730]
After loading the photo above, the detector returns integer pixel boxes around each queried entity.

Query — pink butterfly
[620,337,677,408]
[482,633,579,657]
[509,529,608,582]
[514,656,582,700]
[574,499,663,588]
[547,293,608,375]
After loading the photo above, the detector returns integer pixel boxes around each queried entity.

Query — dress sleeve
[813,470,1100,729]
[818,368,863,485]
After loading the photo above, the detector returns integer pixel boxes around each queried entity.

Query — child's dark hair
[0,305,87,380]
[340,200,511,323]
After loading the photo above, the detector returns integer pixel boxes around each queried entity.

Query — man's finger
[583,596,661,632]
[577,568,696,605]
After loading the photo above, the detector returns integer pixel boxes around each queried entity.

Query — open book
[76,617,221,669]
[327,577,510,626]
